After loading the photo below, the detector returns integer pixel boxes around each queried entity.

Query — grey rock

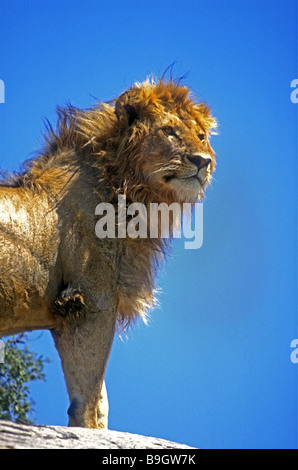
[0,420,196,449]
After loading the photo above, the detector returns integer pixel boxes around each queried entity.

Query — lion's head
[112,79,217,204]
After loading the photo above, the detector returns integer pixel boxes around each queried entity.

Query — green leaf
[0,333,49,424]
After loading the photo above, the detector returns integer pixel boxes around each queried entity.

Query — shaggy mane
[0,78,215,207]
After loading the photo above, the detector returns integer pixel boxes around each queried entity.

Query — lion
[0,78,216,429]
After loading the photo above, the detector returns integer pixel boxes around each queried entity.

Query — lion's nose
[188,154,212,170]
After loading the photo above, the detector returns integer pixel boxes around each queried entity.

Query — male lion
[0,78,216,429]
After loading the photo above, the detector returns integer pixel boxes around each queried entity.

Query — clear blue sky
[0,0,297,449]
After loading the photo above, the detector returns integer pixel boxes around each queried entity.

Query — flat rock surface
[0,420,195,449]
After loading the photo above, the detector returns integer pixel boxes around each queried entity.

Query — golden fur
[0,78,216,428]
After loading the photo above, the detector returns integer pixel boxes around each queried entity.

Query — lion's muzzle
[187,154,212,170]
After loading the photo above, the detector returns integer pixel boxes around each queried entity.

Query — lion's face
[115,79,216,204]
[139,112,215,204]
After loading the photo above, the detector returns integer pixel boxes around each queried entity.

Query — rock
[0,420,196,449]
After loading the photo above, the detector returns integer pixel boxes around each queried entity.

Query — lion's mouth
[164,172,205,185]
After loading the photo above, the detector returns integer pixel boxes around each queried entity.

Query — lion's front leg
[96,380,109,429]
[51,305,117,429]
[65,380,109,429]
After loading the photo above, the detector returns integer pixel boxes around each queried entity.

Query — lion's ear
[123,103,138,126]
[115,92,139,127]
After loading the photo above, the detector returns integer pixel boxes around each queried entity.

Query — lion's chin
[169,176,206,203]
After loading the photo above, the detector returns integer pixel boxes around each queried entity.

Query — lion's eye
[162,126,178,138]
[198,134,205,142]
